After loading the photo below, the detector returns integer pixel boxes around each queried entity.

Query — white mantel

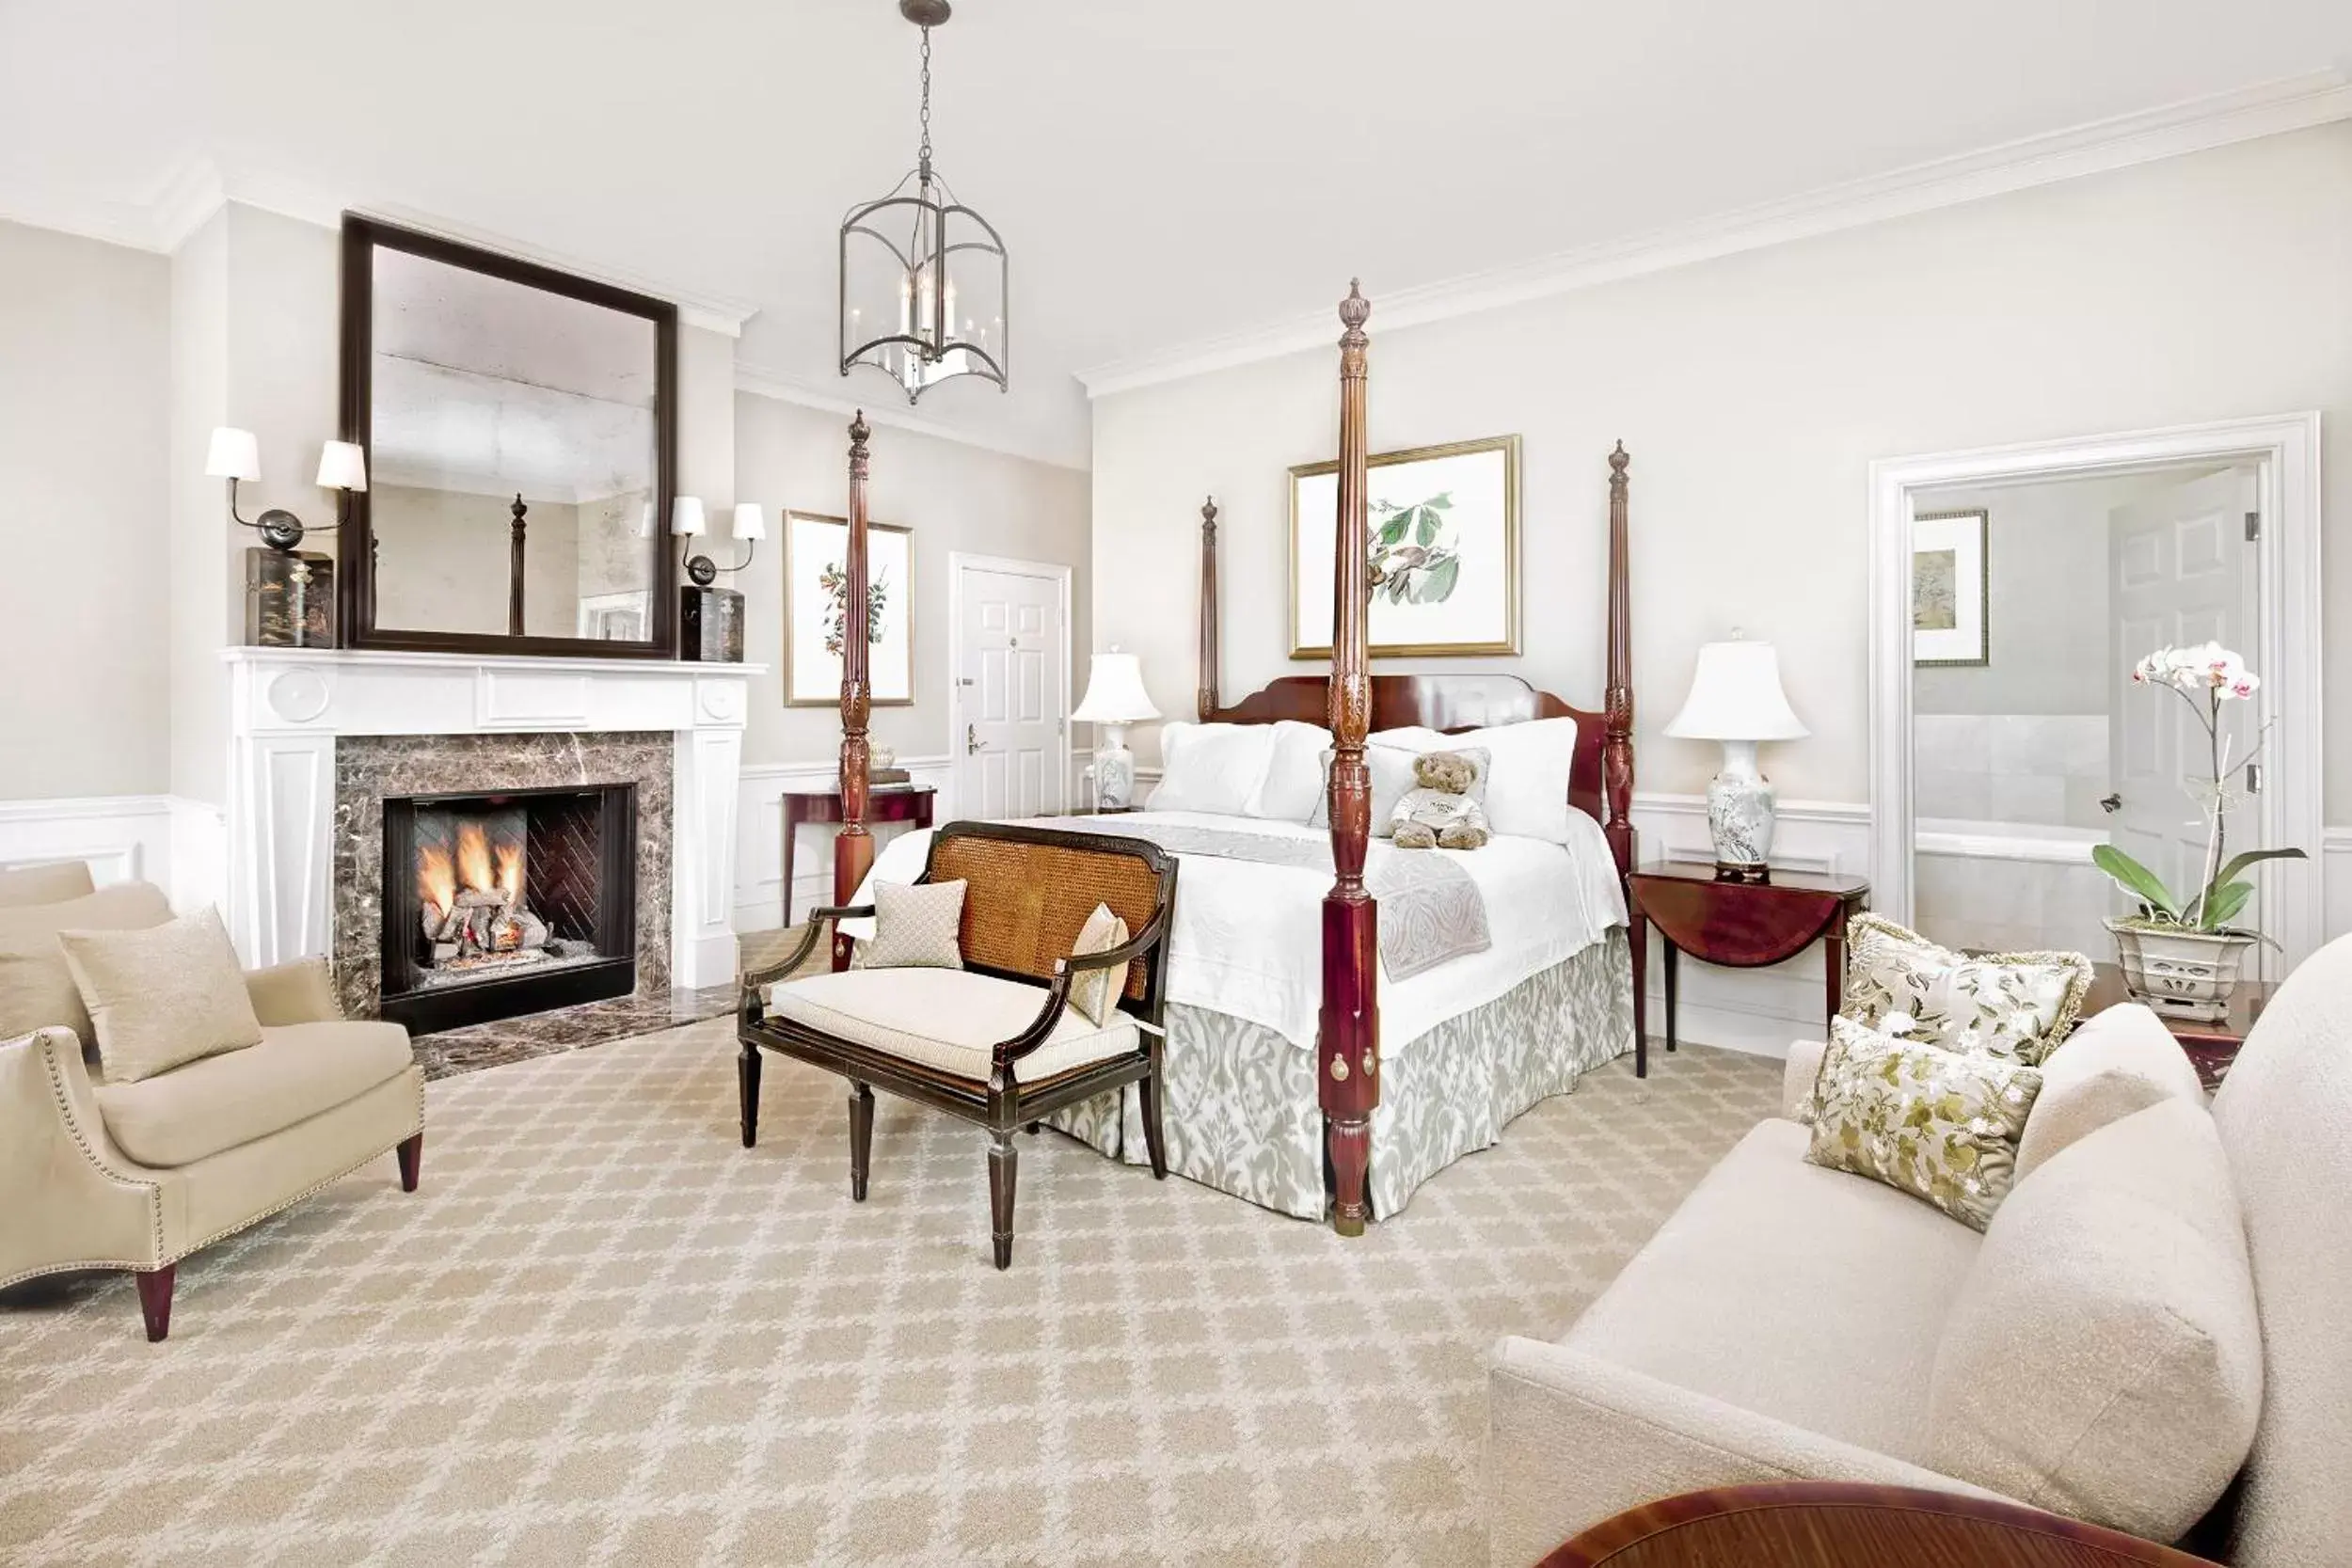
[222,646,763,991]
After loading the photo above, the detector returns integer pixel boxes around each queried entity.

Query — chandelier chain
[917,26,933,179]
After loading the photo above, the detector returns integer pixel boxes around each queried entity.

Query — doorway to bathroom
[1868,416,2323,974]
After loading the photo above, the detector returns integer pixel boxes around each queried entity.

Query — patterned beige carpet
[0,1020,1777,1568]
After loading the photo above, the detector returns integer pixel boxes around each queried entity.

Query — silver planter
[2105,919,2255,1023]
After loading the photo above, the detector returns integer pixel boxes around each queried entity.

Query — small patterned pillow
[1066,902,1130,1026]
[1840,913,2090,1066]
[1806,1016,2043,1230]
[860,879,966,970]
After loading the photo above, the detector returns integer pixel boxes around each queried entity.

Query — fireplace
[379,784,638,1034]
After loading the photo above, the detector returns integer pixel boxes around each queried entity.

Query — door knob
[966,723,985,755]
[2099,793,2122,814]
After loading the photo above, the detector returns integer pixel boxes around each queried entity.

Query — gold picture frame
[1289,433,1521,658]
[784,510,915,707]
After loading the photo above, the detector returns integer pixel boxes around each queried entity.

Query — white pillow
[1310,745,1424,837]
[1371,725,1448,753]
[1246,721,1332,820]
[1453,717,1580,844]
[1148,721,1279,816]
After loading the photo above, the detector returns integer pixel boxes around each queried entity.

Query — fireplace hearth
[380,784,638,1034]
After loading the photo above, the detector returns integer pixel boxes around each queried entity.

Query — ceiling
[5,0,2348,468]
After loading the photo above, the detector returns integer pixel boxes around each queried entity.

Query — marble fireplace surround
[223,647,758,1002]
[332,733,672,1021]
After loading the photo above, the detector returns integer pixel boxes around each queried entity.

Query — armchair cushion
[93,1020,416,1168]
[244,956,345,1027]
[0,879,171,1046]
[0,859,95,909]
[1067,902,1129,1026]
[1928,1097,2261,1543]
[2013,1002,2203,1181]
[859,879,967,970]
[60,906,261,1085]
[767,968,1139,1085]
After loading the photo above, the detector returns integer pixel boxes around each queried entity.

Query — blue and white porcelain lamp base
[1094,721,1136,811]
[1706,738,1777,881]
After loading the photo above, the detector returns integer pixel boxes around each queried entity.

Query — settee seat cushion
[767,969,1141,1085]
[95,1020,417,1168]
[1565,1117,1980,1463]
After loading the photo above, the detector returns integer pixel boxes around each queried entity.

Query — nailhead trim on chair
[1,1034,427,1289]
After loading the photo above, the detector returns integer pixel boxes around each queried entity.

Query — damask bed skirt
[1045,927,1635,1221]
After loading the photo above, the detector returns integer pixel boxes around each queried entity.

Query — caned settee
[1488,933,2352,1567]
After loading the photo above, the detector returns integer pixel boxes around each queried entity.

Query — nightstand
[1627,863,1870,1078]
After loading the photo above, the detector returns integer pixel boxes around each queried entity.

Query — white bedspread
[840,810,1627,1055]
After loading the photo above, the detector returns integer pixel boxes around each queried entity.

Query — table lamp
[1663,634,1807,880]
[1072,649,1160,810]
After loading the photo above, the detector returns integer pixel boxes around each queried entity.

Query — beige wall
[734,390,1091,766]
[1090,122,2352,819]
[0,219,171,800]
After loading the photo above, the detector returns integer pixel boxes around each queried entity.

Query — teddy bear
[1389,749,1490,850]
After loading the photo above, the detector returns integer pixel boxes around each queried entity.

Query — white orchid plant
[2092,642,2304,938]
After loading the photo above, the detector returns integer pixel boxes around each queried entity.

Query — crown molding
[733,361,1089,471]
[1074,71,2352,399]
[6,155,760,337]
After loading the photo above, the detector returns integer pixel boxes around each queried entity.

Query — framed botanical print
[785,510,914,706]
[1290,434,1520,657]
[1913,509,1989,667]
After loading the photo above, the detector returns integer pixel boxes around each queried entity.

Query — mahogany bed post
[832,410,875,971]
[1197,497,1220,721]
[1603,442,1635,880]
[1603,442,1643,1057]
[1322,282,1379,1237]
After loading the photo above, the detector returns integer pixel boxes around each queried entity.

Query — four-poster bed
[775,283,1639,1238]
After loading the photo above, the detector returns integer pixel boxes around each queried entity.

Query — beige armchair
[0,873,425,1341]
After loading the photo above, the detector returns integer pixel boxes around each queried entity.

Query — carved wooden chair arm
[993,906,1171,1069]
[739,904,876,1019]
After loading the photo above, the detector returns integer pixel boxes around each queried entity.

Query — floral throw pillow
[1839,913,2090,1066]
[1805,1016,2044,1231]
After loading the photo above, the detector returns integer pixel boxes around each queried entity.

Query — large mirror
[339,215,677,656]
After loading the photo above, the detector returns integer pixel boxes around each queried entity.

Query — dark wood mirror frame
[337,213,680,658]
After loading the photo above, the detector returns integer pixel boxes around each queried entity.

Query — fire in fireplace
[380,785,638,1034]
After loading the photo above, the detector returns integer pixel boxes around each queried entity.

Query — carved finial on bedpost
[834,411,877,970]
[1602,441,1636,884]
[1324,280,1377,1240]
[1197,497,1220,722]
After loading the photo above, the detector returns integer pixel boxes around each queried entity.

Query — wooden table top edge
[1537,1482,2219,1567]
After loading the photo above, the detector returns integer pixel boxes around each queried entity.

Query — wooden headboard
[1203,673,1607,830]
[1193,443,1634,881]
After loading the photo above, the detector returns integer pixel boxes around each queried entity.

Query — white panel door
[2107,466,2259,930]
[956,563,1066,820]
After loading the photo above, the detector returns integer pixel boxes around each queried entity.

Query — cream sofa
[1489,932,2352,1567]
[0,867,426,1341]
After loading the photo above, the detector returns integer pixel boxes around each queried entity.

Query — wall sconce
[672,497,749,662]
[204,428,365,647]
[678,499,765,585]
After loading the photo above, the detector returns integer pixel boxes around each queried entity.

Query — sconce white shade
[730,502,767,541]
[314,440,368,492]
[1071,651,1162,725]
[671,496,707,537]
[204,427,261,482]
[1664,640,1809,742]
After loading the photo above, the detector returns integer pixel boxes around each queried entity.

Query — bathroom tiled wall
[1915,713,2110,829]
[1913,850,2118,958]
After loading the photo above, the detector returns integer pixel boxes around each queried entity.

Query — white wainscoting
[0,795,180,892]
[733,755,956,933]
[2327,827,2352,943]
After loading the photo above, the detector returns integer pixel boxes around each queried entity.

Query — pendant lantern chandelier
[839,0,1008,402]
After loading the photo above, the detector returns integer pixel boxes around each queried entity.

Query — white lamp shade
[671,496,707,536]
[730,502,767,541]
[315,440,368,491]
[1663,640,1808,742]
[1071,652,1161,724]
[205,427,260,482]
